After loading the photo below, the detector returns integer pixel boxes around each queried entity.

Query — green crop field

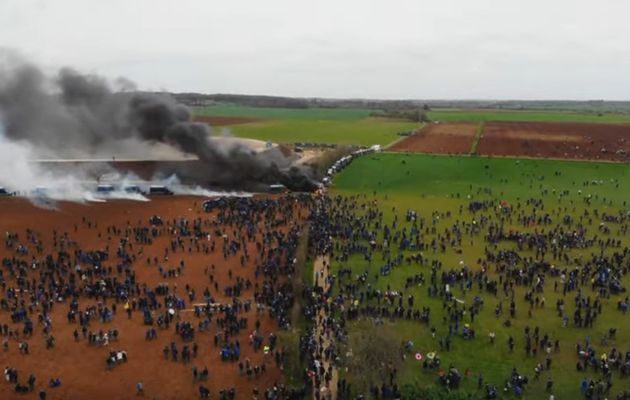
[194,104,374,121]
[224,119,419,147]
[428,109,630,124]
[194,104,419,146]
[329,153,630,398]
[334,154,630,201]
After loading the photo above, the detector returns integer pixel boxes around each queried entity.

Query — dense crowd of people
[301,177,630,399]
[4,171,630,399]
[1,195,315,399]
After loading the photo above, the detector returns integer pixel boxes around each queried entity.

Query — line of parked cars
[0,183,175,199]
[322,144,381,186]
[95,184,173,196]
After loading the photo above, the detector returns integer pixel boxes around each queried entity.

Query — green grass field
[195,104,418,146]
[195,104,374,121]
[428,109,630,124]
[334,154,630,202]
[225,119,418,147]
[330,153,630,398]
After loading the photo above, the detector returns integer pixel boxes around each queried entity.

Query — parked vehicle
[268,184,287,194]
[123,185,145,194]
[148,185,173,195]
[96,184,115,194]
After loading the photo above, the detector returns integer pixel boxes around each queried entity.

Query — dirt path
[313,255,338,400]
[469,122,485,155]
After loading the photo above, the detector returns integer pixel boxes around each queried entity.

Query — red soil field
[0,196,305,400]
[194,116,262,126]
[389,123,477,154]
[477,122,630,161]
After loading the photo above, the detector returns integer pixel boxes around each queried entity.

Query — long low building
[29,142,312,192]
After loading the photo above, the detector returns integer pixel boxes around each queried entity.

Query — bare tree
[340,320,403,395]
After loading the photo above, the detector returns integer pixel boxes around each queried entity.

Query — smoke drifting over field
[0,120,156,205]
[0,54,317,194]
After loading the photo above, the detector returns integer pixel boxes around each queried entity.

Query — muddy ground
[389,123,478,154]
[477,122,630,161]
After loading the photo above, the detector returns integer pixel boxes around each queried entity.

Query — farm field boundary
[469,122,485,155]
[389,123,477,154]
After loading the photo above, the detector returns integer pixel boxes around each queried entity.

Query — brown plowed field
[0,196,304,400]
[478,122,630,161]
[389,123,477,154]
[194,116,262,126]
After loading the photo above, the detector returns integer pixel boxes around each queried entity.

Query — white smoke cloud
[0,116,151,203]
[161,175,252,198]
[0,119,85,200]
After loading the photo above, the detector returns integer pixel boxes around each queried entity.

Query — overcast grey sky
[1,0,630,100]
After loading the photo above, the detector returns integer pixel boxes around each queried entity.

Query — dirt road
[313,255,338,400]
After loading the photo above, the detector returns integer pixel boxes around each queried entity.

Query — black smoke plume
[0,56,317,191]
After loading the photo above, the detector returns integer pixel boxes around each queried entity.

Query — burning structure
[0,54,317,199]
